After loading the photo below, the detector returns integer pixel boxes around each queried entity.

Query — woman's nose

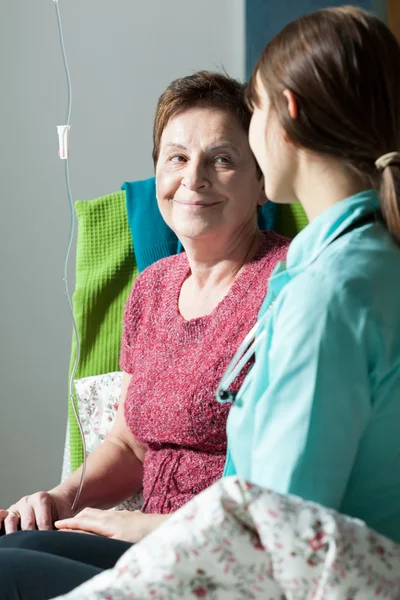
[181,161,210,191]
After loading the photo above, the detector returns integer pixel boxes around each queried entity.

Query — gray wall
[0,0,245,508]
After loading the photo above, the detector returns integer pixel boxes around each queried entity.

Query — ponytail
[377,155,400,245]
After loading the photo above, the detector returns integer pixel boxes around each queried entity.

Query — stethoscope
[215,210,378,406]
[216,304,272,404]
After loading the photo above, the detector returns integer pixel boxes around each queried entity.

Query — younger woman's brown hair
[247,6,400,243]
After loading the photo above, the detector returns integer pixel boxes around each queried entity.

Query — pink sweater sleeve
[120,272,147,374]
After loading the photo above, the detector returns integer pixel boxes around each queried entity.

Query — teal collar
[262,190,379,310]
[286,189,379,271]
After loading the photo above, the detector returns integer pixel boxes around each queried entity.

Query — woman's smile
[173,198,222,210]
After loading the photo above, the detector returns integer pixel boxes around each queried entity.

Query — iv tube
[54,0,87,515]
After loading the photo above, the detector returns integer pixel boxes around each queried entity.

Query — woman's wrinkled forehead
[159,106,250,154]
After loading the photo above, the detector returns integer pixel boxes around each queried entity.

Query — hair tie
[375,152,400,170]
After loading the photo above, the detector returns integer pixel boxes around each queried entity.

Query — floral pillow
[74,372,143,511]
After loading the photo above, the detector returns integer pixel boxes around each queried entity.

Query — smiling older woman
[0,71,289,600]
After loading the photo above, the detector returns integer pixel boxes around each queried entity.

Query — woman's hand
[1,492,73,535]
[54,508,169,543]
[0,510,8,534]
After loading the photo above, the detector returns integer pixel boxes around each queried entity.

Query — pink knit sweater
[120,232,289,514]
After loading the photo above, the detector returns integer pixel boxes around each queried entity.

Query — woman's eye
[169,155,186,163]
[214,156,231,165]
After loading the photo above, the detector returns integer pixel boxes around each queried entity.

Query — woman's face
[249,74,296,204]
[156,106,265,241]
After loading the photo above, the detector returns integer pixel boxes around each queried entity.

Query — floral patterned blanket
[52,476,400,600]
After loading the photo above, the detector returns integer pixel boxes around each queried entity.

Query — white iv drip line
[53,0,87,515]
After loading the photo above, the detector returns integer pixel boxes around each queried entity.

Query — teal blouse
[224,190,400,542]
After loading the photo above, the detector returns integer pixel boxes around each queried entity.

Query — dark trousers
[0,531,132,599]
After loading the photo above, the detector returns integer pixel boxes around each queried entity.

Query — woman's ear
[283,89,298,120]
[257,178,268,207]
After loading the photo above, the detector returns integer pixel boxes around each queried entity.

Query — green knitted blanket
[277,204,309,239]
[68,191,138,471]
